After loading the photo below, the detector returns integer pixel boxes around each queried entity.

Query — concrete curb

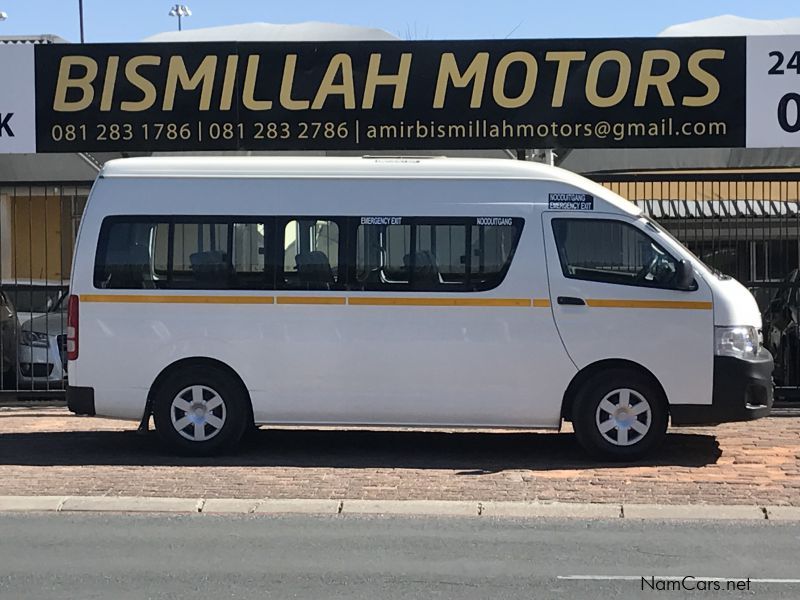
[481,501,622,519]
[765,506,800,521]
[59,496,201,513]
[253,499,341,515]
[0,496,66,512]
[623,504,767,520]
[342,500,477,516]
[0,496,798,520]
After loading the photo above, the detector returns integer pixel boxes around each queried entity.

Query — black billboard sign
[5,37,750,153]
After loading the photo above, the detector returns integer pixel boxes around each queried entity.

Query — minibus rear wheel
[571,368,668,461]
[152,365,249,456]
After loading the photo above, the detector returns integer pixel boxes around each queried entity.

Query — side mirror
[676,260,695,291]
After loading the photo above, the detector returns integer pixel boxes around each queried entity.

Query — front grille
[20,363,54,378]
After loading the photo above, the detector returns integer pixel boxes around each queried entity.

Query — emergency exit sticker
[0,45,36,153]
[548,193,594,210]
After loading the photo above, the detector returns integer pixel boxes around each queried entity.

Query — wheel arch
[140,356,254,430]
[560,358,669,422]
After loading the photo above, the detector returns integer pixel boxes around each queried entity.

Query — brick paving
[1,407,799,505]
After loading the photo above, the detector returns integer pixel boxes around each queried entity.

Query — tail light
[67,295,79,361]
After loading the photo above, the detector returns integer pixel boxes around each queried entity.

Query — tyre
[783,343,797,387]
[571,368,668,461]
[152,365,249,456]
[0,367,16,390]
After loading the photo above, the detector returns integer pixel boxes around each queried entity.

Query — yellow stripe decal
[81,294,275,305]
[81,294,533,307]
[276,296,346,305]
[585,299,712,310]
[80,295,707,310]
[347,297,532,307]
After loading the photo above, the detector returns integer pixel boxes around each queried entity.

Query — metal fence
[1,171,799,397]
[0,183,90,396]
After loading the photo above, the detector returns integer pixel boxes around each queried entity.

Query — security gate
[0,183,89,395]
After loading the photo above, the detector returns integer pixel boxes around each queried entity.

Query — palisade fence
[596,172,800,304]
[1,171,799,398]
[0,183,89,396]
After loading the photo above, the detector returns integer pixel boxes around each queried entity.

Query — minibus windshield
[642,216,730,280]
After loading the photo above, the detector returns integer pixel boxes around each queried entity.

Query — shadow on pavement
[0,428,721,471]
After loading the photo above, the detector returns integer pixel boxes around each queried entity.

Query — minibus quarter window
[281,219,341,290]
[552,219,681,289]
[470,223,518,288]
[94,220,167,289]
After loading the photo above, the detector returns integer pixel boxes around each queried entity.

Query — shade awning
[633,199,800,219]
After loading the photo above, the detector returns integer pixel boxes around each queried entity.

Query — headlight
[19,331,50,348]
[715,326,759,358]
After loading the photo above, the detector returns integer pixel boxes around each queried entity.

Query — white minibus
[67,157,773,460]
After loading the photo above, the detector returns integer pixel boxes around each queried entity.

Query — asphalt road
[1,514,799,599]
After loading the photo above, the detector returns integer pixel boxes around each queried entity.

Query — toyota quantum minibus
[66,157,773,459]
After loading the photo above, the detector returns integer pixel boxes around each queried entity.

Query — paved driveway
[0,408,798,505]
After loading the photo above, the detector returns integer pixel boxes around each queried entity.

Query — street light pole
[168,4,192,32]
[78,0,85,42]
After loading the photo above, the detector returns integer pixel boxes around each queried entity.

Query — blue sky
[0,0,797,42]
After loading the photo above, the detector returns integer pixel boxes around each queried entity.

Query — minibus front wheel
[151,364,249,456]
[571,368,668,461]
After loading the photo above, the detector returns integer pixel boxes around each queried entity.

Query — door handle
[557,296,586,306]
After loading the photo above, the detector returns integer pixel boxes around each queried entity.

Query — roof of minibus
[99,157,640,215]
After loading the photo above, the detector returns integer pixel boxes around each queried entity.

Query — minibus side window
[94,220,168,289]
[552,218,681,289]
[232,222,268,289]
[353,218,522,292]
[170,222,230,289]
[94,217,270,290]
[280,218,343,291]
[470,223,518,289]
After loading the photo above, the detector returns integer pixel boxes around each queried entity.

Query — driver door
[542,212,714,407]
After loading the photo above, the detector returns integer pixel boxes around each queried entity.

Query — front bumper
[17,336,66,384]
[671,349,773,426]
[67,386,95,416]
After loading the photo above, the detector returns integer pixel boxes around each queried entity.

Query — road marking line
[557,576,800,584]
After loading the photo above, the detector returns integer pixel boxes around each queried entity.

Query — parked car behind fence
[1,280,69,326]
[763,269,800,388]
[16,293,67,389]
